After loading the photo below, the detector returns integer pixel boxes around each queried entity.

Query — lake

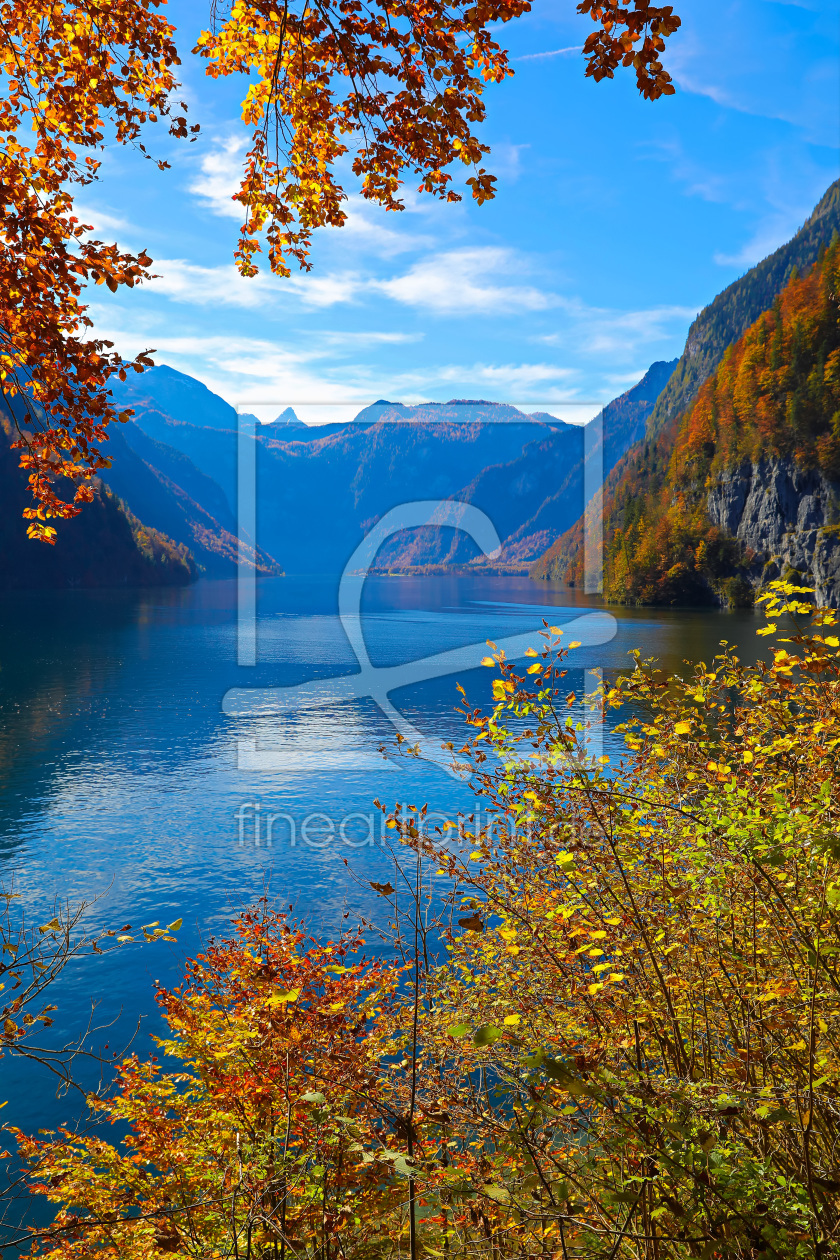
[0,574,767,1140]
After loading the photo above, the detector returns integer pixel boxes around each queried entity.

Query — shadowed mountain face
[255,415,564,572]
[102,424,281,578]
[0,414,197,591]
[373,360,679,568]
[112,363,241,431]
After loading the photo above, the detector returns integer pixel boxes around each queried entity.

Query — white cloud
[148,258,277,307]
[90,303,590,422]
[580,305,698,356]
[73,203,135,239]
[145,257,364,310]
[431,360,576,392]
[517,46,581,60]
[713,201,817,268]
[289,271,363,307]
[316,330,423,347]
[539,301,696,359]
[374,248,553,314]
[187,136,248,221]
[144,245,556,316]
[488,142,531,184]
[188,143,435,260]
[322,195,433,258]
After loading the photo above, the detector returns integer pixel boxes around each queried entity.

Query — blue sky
[82,0,839,424]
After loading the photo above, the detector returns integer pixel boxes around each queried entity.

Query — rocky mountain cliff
[706,457,840,606]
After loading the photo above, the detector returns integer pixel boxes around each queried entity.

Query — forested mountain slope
[103,424,280,577]
[534,238,840,606]
[533,179,840,600]
[0,414,197,591]
[646,178,840,440]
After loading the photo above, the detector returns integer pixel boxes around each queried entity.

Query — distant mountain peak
[271,407,306,427]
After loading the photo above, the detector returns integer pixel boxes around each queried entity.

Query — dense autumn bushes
[13,582,840,1258]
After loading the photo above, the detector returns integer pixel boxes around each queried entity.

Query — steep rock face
[707,459,840,604]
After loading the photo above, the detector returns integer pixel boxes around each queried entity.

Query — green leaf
[473,1025,503,1047]
[524,1048,546,1068]
[760,1107,797,1125]
[300,1091,327,1106]
[447,1023,470,1038]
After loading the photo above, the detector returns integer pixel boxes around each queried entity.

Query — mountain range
[104,362,676,578]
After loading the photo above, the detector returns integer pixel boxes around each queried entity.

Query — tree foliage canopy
[0,0,192,541]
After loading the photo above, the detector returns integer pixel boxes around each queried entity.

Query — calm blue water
[0,575,765,1139]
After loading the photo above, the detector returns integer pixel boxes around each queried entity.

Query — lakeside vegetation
[7,581,840,1258]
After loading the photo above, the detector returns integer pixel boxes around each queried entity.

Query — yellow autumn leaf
[503,1013,520,1025]
[675,721,691,735]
